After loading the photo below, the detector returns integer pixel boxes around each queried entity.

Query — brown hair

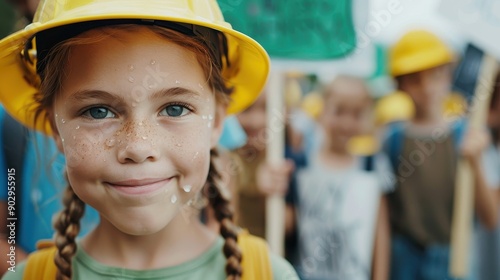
[33,24,241,279]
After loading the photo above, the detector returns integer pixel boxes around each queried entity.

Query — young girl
[0,0,298,279]
[286,76,392,280]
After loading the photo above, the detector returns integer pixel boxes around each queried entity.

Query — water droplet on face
[182,185,192,193]
[150,60,156,65]
[128,76,135,83]
[128,64,135,71]
[170,194,177,204]
[202,115,207,120]
[61,119,66,124]
[208,114,214,120]
[75,125,80,130]
[73,136,76,140]
[132,102,137,107]
[148,84,154,89]
[105,139,116,147]
[55,114,59,118]
[142,136,147,140]
[198,83,204,90]
[193,151,199,160]
[138,122,143,126]
[207,122,212,128]
[61,138,65,142]
[175,143,182,147]
[175,80,180,84]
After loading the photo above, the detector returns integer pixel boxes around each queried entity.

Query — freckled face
[51,28,223,235]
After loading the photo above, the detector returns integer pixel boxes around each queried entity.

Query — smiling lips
[106,178,172,195]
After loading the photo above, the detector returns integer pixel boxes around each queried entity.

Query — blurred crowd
[1,1,499,280]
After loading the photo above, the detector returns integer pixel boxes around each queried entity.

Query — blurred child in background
[384,30,497,280]
[286,75,392,280]
[471,72,500,280]
[231,90,301,238]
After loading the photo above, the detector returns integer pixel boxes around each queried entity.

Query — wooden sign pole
[265,70,286,256]
[450,53,498,277]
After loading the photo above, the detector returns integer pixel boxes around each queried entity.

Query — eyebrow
[70,90,126,103]
[69,87,201,103]
[149,87,201,101]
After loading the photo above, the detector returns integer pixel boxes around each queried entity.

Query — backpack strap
[238,230,273,280]
[383,121,406,172]
[23,241,57,280]
[451,118,467,151]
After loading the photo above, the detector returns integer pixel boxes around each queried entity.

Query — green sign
[218,0,356,59]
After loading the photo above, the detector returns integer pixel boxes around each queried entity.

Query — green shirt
[3,237,298,279]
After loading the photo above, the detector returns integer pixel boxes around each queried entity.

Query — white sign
[439,0,500,59]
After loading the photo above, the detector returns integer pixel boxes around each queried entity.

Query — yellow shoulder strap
[238,230,273,280]
[23,240,57,280]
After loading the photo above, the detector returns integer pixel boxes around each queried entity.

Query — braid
[53,181,85,280]
[206,149,243,279]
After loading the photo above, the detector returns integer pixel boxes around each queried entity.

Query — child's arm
[371,196,390,280]
[462,129,499,229]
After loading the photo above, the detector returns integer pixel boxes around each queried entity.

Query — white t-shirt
[294,153,393,280]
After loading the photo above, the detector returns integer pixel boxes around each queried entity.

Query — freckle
[150,60,156,65]
[128,64,135,71]
[128,76,135,83]
[105,139,116,147]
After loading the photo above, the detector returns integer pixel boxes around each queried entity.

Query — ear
[210,103,227,149]
[48,112,65,153]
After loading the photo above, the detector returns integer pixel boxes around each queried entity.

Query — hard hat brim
[0,10,269,133]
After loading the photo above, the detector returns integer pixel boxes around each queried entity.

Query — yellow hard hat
[443,92,467,117]
[301,91,324,120]
[375,91,415,125]
[0,0,269,133]
[389,30,454,77]
[347,135,380,156]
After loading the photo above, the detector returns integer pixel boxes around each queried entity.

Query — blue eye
[84,107,115,119]
[160,104,190,117]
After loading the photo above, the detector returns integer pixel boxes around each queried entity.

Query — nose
[117,121,160,164]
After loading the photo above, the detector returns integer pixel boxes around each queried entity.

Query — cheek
[60,127,109,169]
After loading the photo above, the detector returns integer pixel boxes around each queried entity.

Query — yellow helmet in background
[389,30,454,77]
[375,91,415,125]
[301,91,324,120]
[0,0,269,133]
[443,92,467,117]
